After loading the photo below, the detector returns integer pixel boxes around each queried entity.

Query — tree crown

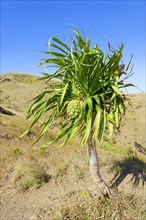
[25,27,135,146]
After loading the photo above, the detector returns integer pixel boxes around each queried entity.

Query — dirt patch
[0,133,15,141]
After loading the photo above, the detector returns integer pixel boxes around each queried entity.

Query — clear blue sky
[1,0,145,92]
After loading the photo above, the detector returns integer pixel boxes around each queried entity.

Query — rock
[0,106,15,116]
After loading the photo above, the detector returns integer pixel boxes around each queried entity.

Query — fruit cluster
[67,100,80,119]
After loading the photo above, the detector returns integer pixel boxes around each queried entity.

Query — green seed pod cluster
[67,100,80,119]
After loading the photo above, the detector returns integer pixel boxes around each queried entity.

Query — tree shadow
[110,156,146,189]
[134,141,146,155]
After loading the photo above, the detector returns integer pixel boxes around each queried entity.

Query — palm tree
[25,27,134,196]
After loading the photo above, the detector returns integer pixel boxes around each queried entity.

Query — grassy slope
[0,73,146,220]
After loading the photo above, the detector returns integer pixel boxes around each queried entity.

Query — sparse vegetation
[74,165,85,180]
[98,142,129,156]
[54,165,69,178]
[0,73,145,219]
[38,144,49,156]
[11,147,22,156]
[51,192,145,220]
[12,160,50,191]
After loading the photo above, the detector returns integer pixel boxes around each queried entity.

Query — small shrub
[127,146,134,157]
[54,165,69,178]
[38,145,49,156]
[110,163,122,174]
[11,147,22,156]
[74,165,85,180]
[12,160,50,191]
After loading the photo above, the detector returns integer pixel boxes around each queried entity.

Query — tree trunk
[88,134,111,197]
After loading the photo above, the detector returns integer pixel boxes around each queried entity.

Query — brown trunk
[88,134,111,197]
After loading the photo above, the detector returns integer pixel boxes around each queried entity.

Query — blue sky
[1,0,145,92]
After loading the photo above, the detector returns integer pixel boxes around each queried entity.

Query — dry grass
[12,159,50,191]
[51,192,146,220]
[0,73,145,219]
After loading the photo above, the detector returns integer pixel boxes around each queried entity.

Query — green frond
[24,26,136,146]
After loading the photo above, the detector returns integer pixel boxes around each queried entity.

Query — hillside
[0,73,146,220]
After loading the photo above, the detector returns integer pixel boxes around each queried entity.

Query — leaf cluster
[25,26,135,146]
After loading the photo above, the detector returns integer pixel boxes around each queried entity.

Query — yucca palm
[25,27,134,196]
